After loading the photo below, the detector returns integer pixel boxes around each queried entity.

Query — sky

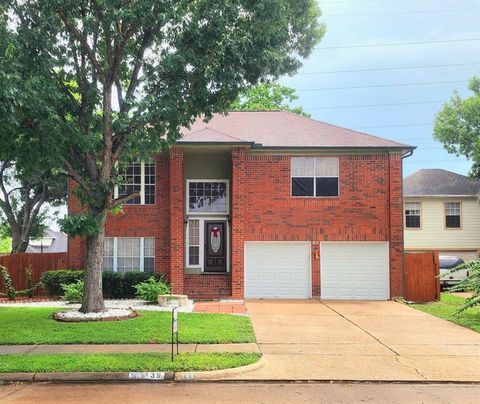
[279,0,480,177]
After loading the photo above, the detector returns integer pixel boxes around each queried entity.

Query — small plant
[442,259,480,314]
[61,280,84,303]
[0,265,16,300]
[134,276,171,304]
[24,265,33,298]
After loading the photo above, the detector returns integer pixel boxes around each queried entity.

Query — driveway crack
[395,356,427,380]
[320,302,400,356]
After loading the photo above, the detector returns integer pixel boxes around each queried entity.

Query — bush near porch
[41,270,168,298]
[0,308,255,345]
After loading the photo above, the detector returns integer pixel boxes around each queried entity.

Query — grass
[0,308,255,345]
[0,352,260,373]
[412,293,480,333]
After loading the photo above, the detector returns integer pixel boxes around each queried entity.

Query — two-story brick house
[68,111,413,300]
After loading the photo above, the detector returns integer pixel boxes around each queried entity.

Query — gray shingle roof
[404,169,480,196]
[179,111,413,149]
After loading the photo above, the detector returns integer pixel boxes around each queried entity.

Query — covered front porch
[168,146,247,299]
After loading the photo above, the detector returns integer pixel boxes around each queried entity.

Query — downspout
[400,149,414,299]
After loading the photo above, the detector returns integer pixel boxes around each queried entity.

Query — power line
[315,38,480,50]
[305,100,445,110]
[297,80,465,92]
[352,123,432,129]
[325,9,480,17]
[297,62,480,75]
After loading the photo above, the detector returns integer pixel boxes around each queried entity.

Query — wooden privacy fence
[0,252,67,295]
[405,251,440,302]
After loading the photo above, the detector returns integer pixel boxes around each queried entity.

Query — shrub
[41,269,168,298]
[102,271,123,298]
[134,276,171,304]
[41,270,84,296]
[0,265,16,300]
[443,259,480,314]
[24,266,33,298]
[61,280,84,303]
[122,271,164,298]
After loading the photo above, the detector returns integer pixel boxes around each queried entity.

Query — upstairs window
[291,157,339,197]
[117,161,155,205]
[445,202,461,228]
[405,202,421,228]
[187,180,229,214]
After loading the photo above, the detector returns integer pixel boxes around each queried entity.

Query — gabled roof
[179,111,412,150]
[404,169,480,196]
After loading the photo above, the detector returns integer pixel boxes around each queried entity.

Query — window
[291,157,339,197]
[445,202,461,228]
[187,219,200,266]
[103,237,155,273]
[187,180,228,213]
[405,202,421,228]
[117,161,155,205]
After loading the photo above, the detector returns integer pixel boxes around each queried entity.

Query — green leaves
[433,76,480,173]
[442,259,480,314]
[231,82,310,117]
[58,213,101,237]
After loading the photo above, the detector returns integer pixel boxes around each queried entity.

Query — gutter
[400,148,415,299]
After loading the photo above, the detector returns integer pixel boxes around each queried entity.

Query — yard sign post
[171,307,178,361]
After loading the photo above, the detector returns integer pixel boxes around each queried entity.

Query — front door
[204,221,227,272]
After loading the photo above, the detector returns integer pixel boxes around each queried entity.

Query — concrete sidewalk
[0,343,259,355]
[210,300,480,382]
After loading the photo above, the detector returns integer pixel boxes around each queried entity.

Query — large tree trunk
[80,213,106,313]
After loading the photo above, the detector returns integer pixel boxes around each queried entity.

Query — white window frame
[104,237,155,272]
[290,157,340,198]
[185,217,230,273]
[114,161,155,205]
[186,179,230,215]
[444,202,462,229]
[404,202,421,229]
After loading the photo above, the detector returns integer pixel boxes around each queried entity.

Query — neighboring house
[404,169,480,261]
[27,229,68,254]
[68,111,413,300]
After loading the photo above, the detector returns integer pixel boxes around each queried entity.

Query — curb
[0,372,175,383]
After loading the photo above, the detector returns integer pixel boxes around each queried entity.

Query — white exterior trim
[186,217,230,273]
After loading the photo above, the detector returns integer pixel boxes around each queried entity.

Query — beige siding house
[404,169,480,261]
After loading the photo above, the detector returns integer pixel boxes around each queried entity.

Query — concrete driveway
[226,300,480,382]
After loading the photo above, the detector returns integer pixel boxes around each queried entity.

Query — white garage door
[245,242,311,299]
[321,242,390,300]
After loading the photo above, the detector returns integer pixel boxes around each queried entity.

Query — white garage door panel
[245,242,310,299]
[321,242,389,300]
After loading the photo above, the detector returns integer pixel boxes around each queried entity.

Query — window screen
[291,157,339,197]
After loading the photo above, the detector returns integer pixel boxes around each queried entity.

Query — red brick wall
[67,154,171,279]
[235,152,404,299]
[169,147,185,293]
[184,274,232,299]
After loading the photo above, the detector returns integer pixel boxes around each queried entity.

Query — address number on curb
[128,372,165,380]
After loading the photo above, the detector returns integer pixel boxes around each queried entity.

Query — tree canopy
[231,82,310,117]
[3,0,324,312]
[433,76,480,178]
[0,10,66,252]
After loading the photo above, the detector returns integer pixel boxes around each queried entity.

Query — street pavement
[0,382,479,403]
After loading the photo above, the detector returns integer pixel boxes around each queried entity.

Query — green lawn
[412,293,480,333]
[0,352,260,373]
[0,308,255,345]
